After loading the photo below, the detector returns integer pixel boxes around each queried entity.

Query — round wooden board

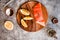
[16,1,48,32]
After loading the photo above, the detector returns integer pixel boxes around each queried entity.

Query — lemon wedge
[21,19,28,28]
[23,17,33,20]
[20,9,30,15]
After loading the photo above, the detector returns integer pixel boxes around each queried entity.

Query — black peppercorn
[47,27,57,39]
[51,17,58,24]
[48,29,56,37]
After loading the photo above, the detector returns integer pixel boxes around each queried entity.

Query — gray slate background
[0,0,60,40]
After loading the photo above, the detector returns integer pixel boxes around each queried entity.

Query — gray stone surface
[0,0,60,40]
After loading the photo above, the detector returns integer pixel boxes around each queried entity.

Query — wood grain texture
[16,1,48,32]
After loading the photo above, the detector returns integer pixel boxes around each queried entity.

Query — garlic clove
[6,8,13,16]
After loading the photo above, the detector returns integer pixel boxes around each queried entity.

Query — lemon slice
[4,21,13,30]
[23,17,33,20]
[20,9,30,15]
[21,19,28,28]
